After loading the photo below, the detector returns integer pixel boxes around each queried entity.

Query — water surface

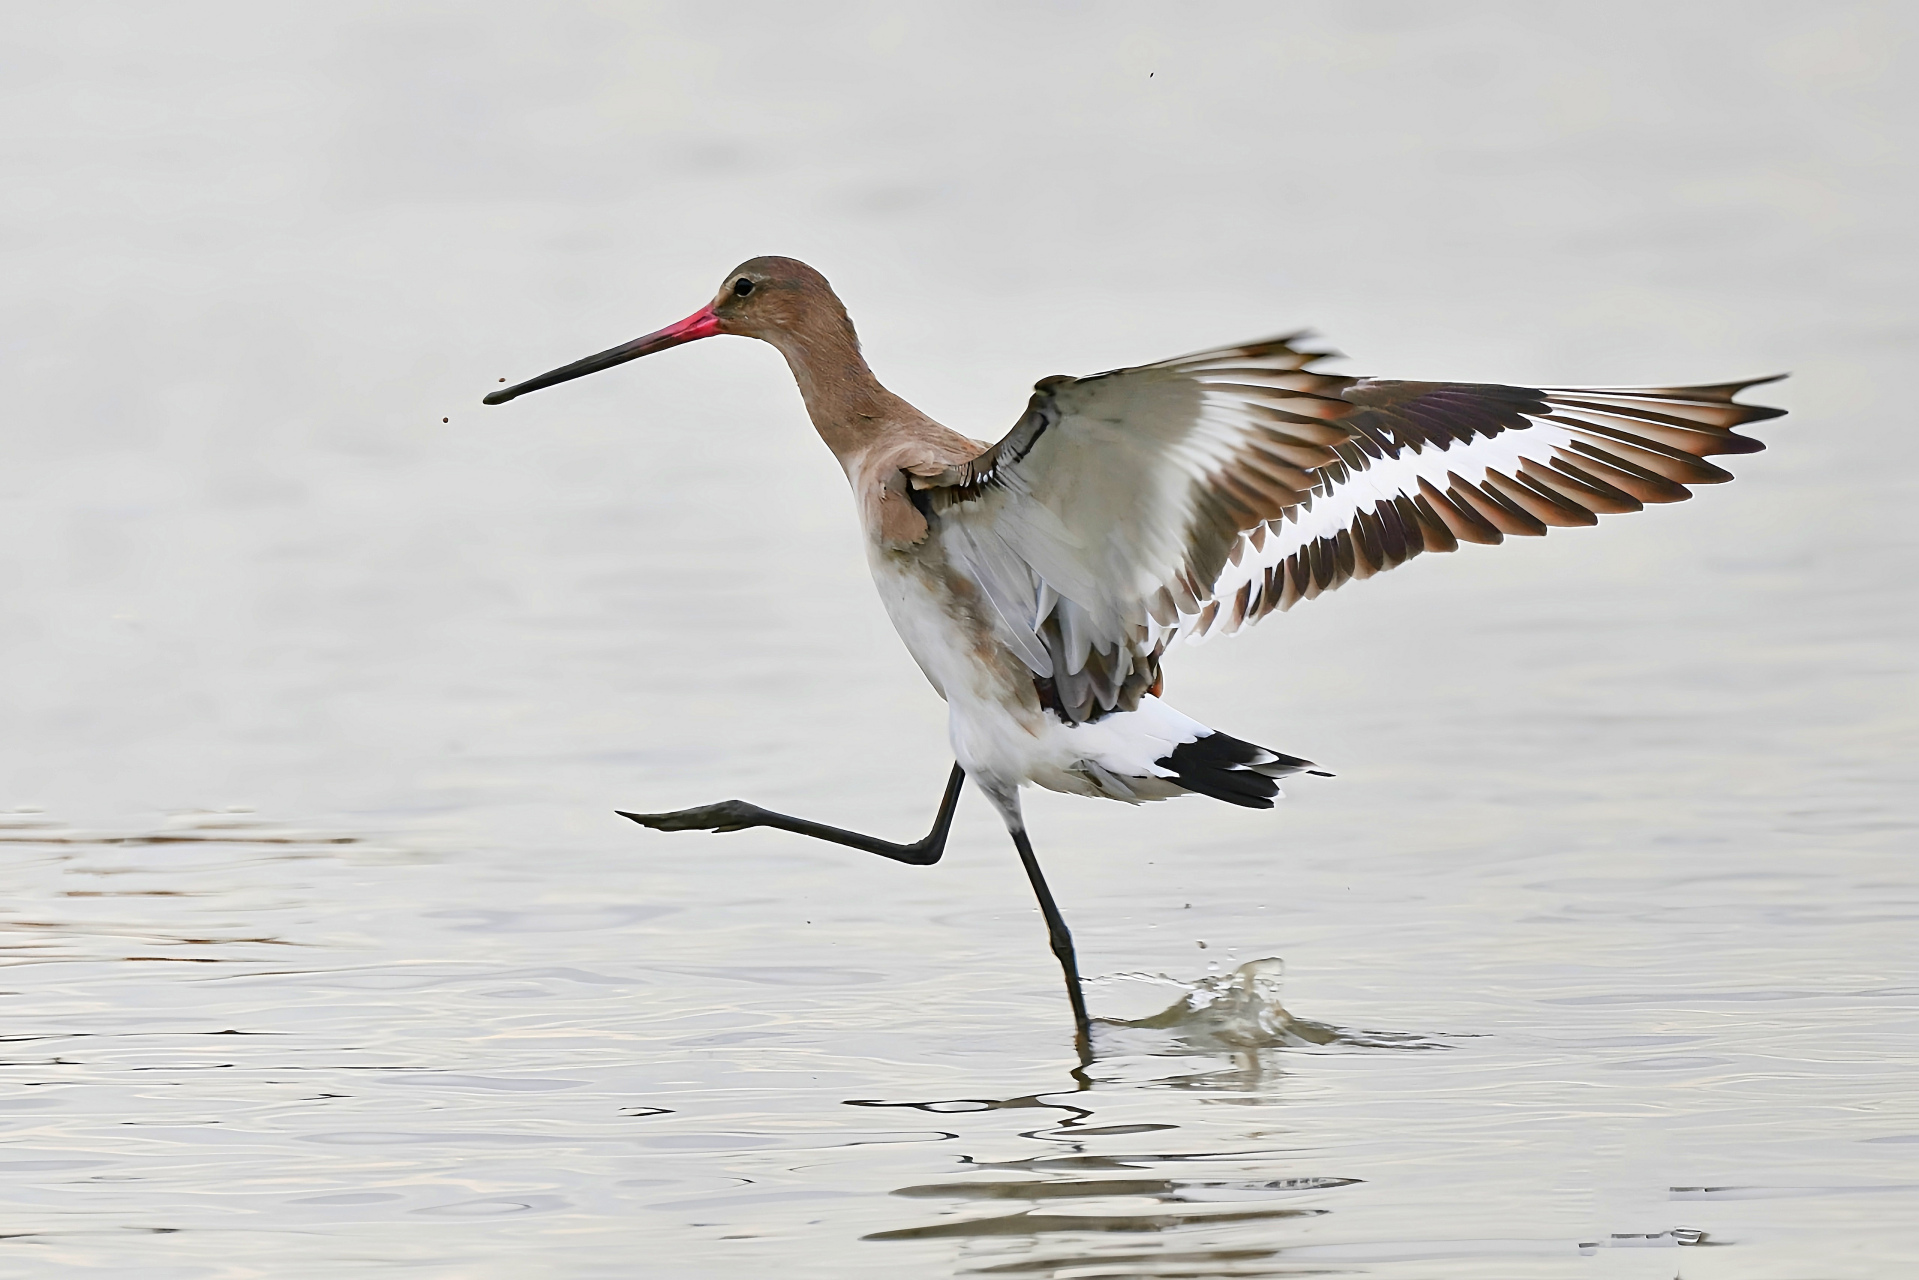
[3,3,1915,1276]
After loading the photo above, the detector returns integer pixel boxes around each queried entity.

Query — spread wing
[915,335,1784,724]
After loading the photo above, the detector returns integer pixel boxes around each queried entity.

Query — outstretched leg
[617,763,966,867]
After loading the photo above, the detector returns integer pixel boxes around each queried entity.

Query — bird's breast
[864,540,1038,723]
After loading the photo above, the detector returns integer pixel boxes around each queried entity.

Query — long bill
[483,305,722,405]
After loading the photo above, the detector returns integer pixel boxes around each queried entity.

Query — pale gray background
[3,3,1915,1277]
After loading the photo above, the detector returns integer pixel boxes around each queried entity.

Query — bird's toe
[617,801,764,833]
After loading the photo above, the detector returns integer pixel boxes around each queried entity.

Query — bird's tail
[1155,731,1327,809]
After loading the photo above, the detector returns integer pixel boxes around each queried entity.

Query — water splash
[1094,958,1439,1054]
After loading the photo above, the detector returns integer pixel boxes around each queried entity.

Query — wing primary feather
[1307,539,1336,592]
[1418,477,1503,544]
[1332,528,1358,581]
[1230,580,1254,630]
[1369,497,1407,563]
[1522,457,1639,514]
[1561,442,1693,502]
[1410,495,1461,552]
[1540,455,1642,512]
[1539,373,1785,401]
[1484,467,1598,527]
[1541,399,1766,454]
[1282,556,1308,608]
[1450,472,1548,536]
[1243,405,1353,445]
[1546,418,1736,484]
[1390,496,1430,561]
[1353,507,1387,573]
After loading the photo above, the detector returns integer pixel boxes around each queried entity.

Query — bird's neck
[768,324,909,464]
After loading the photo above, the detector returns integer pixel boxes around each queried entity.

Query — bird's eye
[733,278,754,297]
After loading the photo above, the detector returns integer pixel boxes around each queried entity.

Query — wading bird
[484,257,1782,1047]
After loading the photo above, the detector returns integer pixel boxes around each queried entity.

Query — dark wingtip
[1691,372,1790,398]
[482,389,517,406]
[614,810,645,824]
[1306,770,1335,777]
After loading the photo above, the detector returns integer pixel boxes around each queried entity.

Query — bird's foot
[617,800,767,834]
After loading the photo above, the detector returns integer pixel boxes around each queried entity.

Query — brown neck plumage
[761,300,909,465]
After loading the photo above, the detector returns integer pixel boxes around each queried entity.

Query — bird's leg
[617,763,966,867]
[1008,823,1093,1054]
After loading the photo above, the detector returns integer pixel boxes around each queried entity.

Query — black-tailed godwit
[484,256,1784,1046]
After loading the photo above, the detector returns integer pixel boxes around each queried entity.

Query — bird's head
[482,256,846,406]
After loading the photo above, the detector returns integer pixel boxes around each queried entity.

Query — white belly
[867,552,1209,802]
[865,552,978,704]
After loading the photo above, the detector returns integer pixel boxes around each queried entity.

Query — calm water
[5,3,1916,1276]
